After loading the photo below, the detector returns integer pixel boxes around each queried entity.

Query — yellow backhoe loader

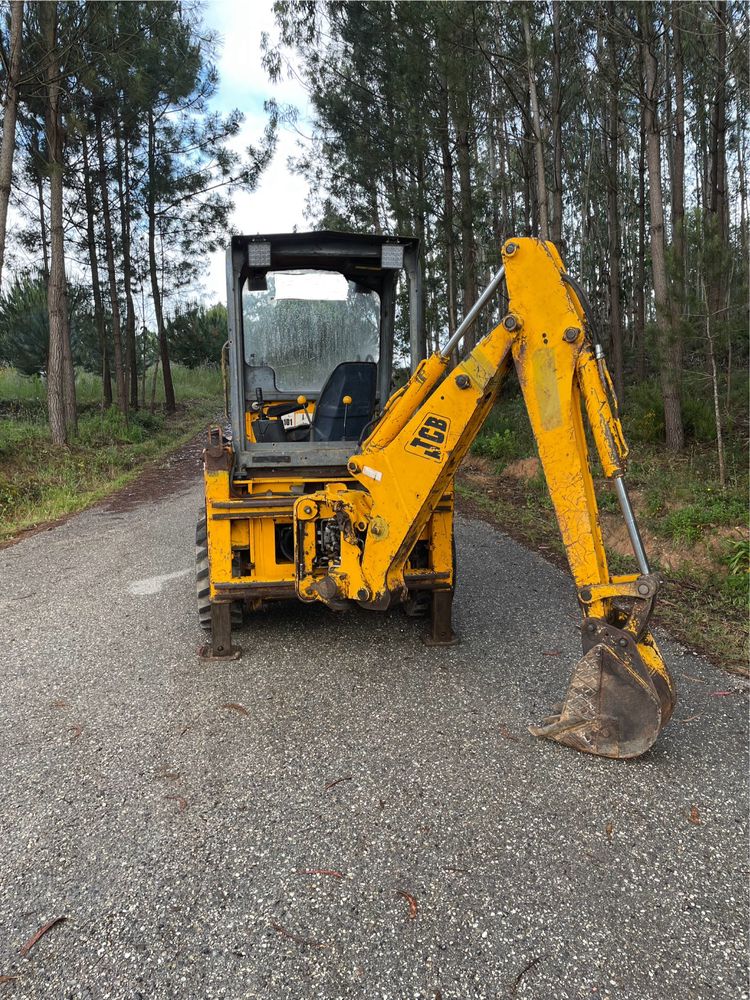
[197,232,675,760]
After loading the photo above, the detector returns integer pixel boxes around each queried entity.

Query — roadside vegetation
[274,2,748,670]
[460,372,749,671]
[0,364,220,543]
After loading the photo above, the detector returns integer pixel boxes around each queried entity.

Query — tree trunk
[502,115,517,235]
[61,289,77,435]
[41,1,73,445]
[671,2,685,308]
[737,92,748,260]
[456,122,475,337]
[604,3,624,403]
[36,173,50,286]
[0,0,24,289]
[452,83,476,346]
[707,0,727,324]
[696,62,709,213]
[95,111,128,416]
[415,143,428,360]
[369,183,381,234]
[522,6,549,241]
[520,77,533,236]
[149,355,160,414]
[487,105,501,251]
[148,112,175,413]
[82,133,112,408]
[439,81,457,341]
[550,0,563,246]
[701,279,725,488]
[115,121,139,408]
[635,90,646,379]
[640,2,683,451]
[579,130,595,278]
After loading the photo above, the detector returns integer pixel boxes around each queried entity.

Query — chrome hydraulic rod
[441,265,506,359]
[613,476,650,575]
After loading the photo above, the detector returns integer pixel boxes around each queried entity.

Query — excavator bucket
[530,620,676,759]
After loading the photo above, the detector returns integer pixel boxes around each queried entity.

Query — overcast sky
[203,0,313,302]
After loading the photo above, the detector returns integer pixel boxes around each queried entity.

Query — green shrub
[645,493,665,517]
[472,387,536,467]
[721,571,749,610]
[682,393,717,443]
[624,376,730,446]
[725,538,750,577]
[625,380,665,443]
[76,407,167,447]
[721,538,749,610]
[528,468,554,509]
[596,487,620,513]
[473,428,522,463]
[660,498,747,542]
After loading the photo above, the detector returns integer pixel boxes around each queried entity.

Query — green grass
[0,365,221,542]
[471,393,536,468]
[0,363,222,406]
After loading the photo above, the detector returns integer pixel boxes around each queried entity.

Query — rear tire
[196,511,243,632]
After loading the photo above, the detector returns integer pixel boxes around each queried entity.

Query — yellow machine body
[201,464,454,609]
[201,235,675,760]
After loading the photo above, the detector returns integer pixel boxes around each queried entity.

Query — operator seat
[309,361,377,442]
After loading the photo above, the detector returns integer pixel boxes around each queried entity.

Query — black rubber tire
[195,511,243,632]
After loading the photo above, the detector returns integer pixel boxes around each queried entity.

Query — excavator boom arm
[294,238,675,759]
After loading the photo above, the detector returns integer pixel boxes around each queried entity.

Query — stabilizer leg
[199,602,242,661]
[423,589,459,647]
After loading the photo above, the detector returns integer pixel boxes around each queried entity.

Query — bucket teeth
[530,620,675,759]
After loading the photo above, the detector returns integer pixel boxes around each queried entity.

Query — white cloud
[202,0,314,304]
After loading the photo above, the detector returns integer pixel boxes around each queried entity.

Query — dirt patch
[101,433,205,513]
[600,513,747,574]
[461,456,503,494]
[502,457,541,481]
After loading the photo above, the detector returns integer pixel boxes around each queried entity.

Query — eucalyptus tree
[39,0,79,443]
[0,0,23,288]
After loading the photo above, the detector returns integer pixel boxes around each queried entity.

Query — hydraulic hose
[560,272,602,349]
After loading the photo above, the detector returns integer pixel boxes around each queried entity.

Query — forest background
[0,1,747,662]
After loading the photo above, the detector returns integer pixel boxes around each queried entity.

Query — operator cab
[226,231,422,474]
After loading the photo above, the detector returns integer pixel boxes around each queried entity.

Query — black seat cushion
[310,362,377,442]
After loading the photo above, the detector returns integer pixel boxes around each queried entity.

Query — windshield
[242,270,380,391]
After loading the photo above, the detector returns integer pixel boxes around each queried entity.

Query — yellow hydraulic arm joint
[295,237,675,760]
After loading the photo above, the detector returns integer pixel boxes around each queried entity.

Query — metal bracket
[578,573,660,643]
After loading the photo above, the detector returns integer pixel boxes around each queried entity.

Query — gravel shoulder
[0,459,747,999]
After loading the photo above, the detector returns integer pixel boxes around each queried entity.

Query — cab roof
[232,231,419,291]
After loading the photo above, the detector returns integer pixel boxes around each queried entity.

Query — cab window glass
[243,270,380,391]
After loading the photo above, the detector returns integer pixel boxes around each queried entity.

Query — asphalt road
[0,452,747,1000]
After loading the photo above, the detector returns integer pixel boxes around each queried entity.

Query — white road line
[128,567,192,596]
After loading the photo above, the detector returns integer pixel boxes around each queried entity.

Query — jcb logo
[405,414,450,462]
